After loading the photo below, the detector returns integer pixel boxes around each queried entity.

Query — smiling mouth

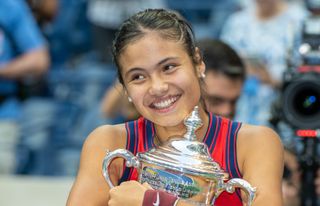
[150,95,181,110]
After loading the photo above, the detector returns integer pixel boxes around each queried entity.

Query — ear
[195,47,206,78]
[124,89,133,102]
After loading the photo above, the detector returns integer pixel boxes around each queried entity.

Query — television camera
[274,1,320,205]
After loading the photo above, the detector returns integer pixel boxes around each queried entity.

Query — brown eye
[163,64,177,73]
[131,74,145,82]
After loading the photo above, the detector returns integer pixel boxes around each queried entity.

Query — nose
[148,76,168,96]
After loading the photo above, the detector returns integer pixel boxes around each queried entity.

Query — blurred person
[67,8,284,206]
[27,0,59,28]
[221,0,308,81]
[199,39,300,206]
[220,0,308,126]
[198,38,245,120]
[0,0,49,173]
[42,0,93,65]
[0,0,49,107]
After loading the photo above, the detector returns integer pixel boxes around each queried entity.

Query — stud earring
[201,73,206,79]
[128,97,132,102]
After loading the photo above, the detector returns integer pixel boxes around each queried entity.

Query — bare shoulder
[77,123,127,177]
[67,123,127,206]
[82,123,127,153]
[236,123,284,176]
[76,123,128,176]
[238,123,283,150]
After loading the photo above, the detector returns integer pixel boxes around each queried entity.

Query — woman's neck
[256,1,287,21]
[154,106,209,144]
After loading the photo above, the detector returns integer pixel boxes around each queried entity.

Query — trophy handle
[223,178,256,206]
[102,149,140,188]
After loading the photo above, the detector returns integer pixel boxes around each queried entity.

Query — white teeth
[153,96,178,109]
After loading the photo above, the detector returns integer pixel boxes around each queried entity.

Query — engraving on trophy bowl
[138,163,216,204]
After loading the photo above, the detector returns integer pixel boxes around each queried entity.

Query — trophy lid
[138,106,229,180]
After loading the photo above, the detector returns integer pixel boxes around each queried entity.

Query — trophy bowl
[102,106,256,205]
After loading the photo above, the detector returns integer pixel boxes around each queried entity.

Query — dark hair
[112,8,197,84]
[197,39,246,81]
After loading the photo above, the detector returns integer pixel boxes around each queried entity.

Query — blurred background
[0,0,319,205]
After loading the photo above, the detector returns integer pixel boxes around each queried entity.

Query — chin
[155,118,181,127]
[154,112,188,128]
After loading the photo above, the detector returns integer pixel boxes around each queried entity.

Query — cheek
[179,70,201,90]
[128,88,144,102]
[188,76,202,96]
[126,85,150,113]
[182,77,202,107]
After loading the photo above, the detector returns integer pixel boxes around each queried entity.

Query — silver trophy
[102,106,256,205]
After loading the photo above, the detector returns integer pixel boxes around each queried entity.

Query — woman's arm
[237,124,284,206]
[66,125,126,206]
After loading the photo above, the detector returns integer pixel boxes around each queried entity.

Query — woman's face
[118,32,204,127]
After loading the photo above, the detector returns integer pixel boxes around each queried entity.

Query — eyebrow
[157,57,179,66]
[124,57,179,79]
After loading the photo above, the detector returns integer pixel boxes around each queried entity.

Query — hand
[108,181,152,206]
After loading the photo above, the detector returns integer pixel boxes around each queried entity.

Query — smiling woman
[66,9,284,206]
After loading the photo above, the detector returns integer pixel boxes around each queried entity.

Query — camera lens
[283,76,320,129]
[293,88,320,116]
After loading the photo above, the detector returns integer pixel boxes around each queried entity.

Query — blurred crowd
[0,0,316,205]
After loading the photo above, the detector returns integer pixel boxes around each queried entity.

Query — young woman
[67,9,284,206]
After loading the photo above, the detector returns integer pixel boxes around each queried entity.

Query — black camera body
[278,3,320,205]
